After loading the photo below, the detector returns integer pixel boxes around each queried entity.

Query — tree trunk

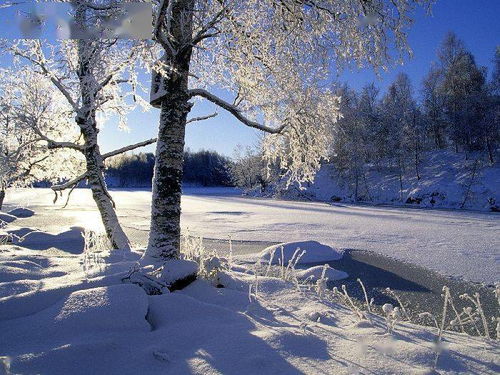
[74,25,130,251]
[144,93,191,262]
[398,158,404,202]
[460,159,479,209]
[486,137,494,164]
[0,189,5,211]
[143,0,195,263]
[83,137,131,250]
[415,142,421,181]
[362,172,372,201]
[354,168,359,202]
[414,114,421,180]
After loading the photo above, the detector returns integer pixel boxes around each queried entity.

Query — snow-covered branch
[186,112,218,124]
[102,138,158,160]
[51,172,88,193]
[11,45,78,111]
[189,89,286,134]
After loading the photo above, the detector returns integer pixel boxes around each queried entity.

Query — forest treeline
[101,33,498,194]
[231,33,500,197]
[106,149,233,187]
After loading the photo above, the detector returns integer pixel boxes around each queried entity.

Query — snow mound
[295,265,348,282]
[51,284,149,333]
[0,262,64,282]
[159,259,198,284]
[0,284,149,341]
[8,208,35,218]
[259,241,343,265]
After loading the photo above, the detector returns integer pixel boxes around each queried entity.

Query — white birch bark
[143,0,195,262]
[73,5,131,251]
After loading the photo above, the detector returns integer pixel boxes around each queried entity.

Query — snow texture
[295,265,349,282]
[286,151,500,212]
[7,208,35,218]
[0,190,498,374]
[159,259,198,284]
[2,187,498,284]
[0,250,498,374]
[256,241,343,265]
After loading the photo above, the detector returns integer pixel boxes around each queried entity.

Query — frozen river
[3,187,499,284]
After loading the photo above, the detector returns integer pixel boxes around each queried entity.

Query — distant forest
[105,149,233,187]
[104,33,500,192]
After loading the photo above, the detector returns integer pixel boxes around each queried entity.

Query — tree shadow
[8,226,85,254]
[147,290,330,375]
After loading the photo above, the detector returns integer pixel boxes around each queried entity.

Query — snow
[0,256,498,374]
[295,265,349,282]
[288,150,500,212]
[0,188,498,374]
[253,241,343,265]
[1,187,498,284]
[159,259,198,284]
[7,207,35,218]
[0,211,17,224]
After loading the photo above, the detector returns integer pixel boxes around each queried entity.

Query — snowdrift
[295,265,348,282]
[256,241,343,265]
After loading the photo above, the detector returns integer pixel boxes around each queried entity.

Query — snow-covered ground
[0,249,498,374]
[2,187,498,284]
[1,188,499,374]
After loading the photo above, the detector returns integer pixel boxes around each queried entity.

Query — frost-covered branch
[10,43,78,111]
[103,138,158,160]
[51,172,88,193]
[186,112,218,124]
[189,89,286,134]
[0,1,25,9]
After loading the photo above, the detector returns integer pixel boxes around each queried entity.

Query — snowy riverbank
[2,188,498,284]
[1,189,499,374]
[274,151,500,212]
[0,244,498,374]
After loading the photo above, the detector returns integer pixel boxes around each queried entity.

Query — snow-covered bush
[180,232,227,284]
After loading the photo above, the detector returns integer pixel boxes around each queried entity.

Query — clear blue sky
[1,0,499,157]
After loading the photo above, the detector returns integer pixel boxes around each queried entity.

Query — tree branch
[186,112,218,124]
[189,89,286,134]
[51,172,87,193]
[12,45,78,111]
[102,138,158,160]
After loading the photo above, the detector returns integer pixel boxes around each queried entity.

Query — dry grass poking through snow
[180,234,499,373]
[1,226,498,374]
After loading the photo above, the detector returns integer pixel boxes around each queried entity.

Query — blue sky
[1,0,499,157]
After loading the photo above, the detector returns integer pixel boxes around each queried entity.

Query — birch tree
[1,1,157,250]
[145,0,431,263]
